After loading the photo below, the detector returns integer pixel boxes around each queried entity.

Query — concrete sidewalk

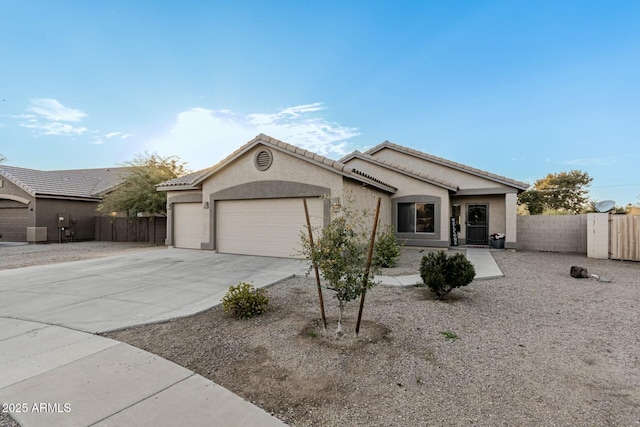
[376,248,504,286]
[0,318,284,427]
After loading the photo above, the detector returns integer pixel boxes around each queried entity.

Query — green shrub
[222,282,269,319]
[419,251,475,299]
[373,225,401,268]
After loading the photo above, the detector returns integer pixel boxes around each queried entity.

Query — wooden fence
[610,215,640,261]
[95,216,166,244]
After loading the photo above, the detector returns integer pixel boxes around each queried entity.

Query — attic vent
[254,149,273,171]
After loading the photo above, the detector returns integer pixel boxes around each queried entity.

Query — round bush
[419,251,475,299]
[222,282,269,319]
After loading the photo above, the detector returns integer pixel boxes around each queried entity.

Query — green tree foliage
[518,170,593,215]
[299,193,379,335]
[419,251,476,299]
[98,153,188,217]
[373,225,401,268]
[222,282,269,319]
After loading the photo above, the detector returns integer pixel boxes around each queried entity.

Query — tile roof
[154,167,214,189]
[0,165,129,199]
[342,152,459,191]
[157,134,397,193]
[364,141,529,190]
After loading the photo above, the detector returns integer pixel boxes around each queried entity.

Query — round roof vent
[254,149,273,171]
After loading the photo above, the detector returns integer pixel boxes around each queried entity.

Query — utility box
[57,213,71,228]
[27,227,47,242]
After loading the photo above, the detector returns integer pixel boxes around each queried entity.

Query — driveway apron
[0,249,299,426]
[0,248,304,333]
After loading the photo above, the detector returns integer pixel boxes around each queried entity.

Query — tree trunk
[336,301,345,336]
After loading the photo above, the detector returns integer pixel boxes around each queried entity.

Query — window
[397,203,435,233]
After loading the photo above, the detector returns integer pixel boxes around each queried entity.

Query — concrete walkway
[376,247,504,286]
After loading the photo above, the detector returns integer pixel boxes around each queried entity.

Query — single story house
[158,134,528,258]
[0,165,127,242]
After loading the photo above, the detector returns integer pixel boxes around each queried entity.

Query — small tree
[419,251,475,299]
[518,170,593,215]
[299,193,379,335]
[98,153,188,217]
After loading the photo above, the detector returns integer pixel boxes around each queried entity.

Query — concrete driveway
[0,248,305,333]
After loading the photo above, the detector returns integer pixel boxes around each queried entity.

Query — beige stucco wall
[203,145,344,197]
[341,179,392,230]
[450,195,505,242]
[344,157,450,241]
[505,192,517,247]
[373,148,514,190]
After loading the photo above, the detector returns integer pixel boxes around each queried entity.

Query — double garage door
[216,198,324,258]
[0,205,28,242]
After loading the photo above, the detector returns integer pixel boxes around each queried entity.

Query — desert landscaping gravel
[0,241,164,270]
[107,249,640,426]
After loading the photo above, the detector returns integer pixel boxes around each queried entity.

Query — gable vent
[254,149,273,171]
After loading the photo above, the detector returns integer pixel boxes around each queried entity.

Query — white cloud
[92,131,135,145]
[14,99,89,136]
[19,121,88,136]
[146,103,360,170]
[560,156,618,166]
[28,98,87,122]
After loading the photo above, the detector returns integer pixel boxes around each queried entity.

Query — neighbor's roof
[0,165,129,200]
[157,134,397,193]
[364,141,529,190]
[339,151,459,191]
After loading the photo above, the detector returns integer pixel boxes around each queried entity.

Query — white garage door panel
[174,203,204,249]
[217,198,324,258]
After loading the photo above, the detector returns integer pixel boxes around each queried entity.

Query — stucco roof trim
[342,152,459,192]
[364,141,529,191]
[158,134,397,194]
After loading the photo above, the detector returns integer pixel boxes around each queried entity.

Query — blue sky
[1,1,639,205]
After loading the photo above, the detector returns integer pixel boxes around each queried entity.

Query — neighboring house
[0,165,127,242]
[157,134,528,258]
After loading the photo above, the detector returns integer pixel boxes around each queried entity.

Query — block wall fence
[517,214,588,254]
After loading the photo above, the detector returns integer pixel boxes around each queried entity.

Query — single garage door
[173,203,203,249]
[216,198,324,258]
[0,205,28,242]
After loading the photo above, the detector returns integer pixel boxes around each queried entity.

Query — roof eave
[346,152,458,192]
[156,184,200,192]
[0,171,37,197]
[370,142,529,191]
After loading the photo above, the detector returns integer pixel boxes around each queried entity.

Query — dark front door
[466,204,488,245]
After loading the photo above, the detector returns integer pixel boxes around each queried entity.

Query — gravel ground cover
[107,249,640,426]
[0,241,164,270]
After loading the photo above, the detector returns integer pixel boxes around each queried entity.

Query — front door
[466,204,488,245]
